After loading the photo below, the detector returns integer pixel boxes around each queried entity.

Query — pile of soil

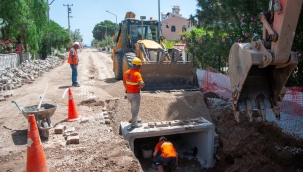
[204,92,303,171]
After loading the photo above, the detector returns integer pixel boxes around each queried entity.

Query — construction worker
[153,136,178,172]
[68,42,80,87]
[123,58,145,130]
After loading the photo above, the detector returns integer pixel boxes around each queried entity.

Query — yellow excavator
[229,0,303,122]
[111,12,199,91]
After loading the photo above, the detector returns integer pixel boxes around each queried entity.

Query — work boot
[129,118,142,123]
[127,123,142,131]
[74,84,80,87]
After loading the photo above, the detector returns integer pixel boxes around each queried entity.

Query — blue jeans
[155,156,176,172]
[70,64,78,85]
[126,93,141,127]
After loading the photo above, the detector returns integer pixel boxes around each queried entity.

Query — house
[161,5,188,41]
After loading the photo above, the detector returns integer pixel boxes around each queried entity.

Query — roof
[162,13,188,21]
[172,43,186,50]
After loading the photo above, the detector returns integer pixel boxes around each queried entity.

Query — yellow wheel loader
[111,12,199,91]
[229,0,303,122]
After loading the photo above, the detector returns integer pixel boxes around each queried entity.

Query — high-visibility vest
[124,68,142,93]
[68,48,78,64]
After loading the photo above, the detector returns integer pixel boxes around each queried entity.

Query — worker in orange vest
[68,42,80,87]
[123,58,145,130]
[153,136,178,172]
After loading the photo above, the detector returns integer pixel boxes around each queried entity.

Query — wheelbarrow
[12,100,57,138]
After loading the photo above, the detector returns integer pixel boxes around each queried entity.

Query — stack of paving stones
[0,56,64,101]
[54,110,111,145]
[54,125,80,145]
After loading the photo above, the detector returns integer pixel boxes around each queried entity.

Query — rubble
[0,56,64,96]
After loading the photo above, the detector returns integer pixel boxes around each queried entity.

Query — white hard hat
[74,42,80,46]
[159,136,167,142]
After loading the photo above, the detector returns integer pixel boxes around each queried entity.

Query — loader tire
[123,52,137,74]
[114,54,123,80]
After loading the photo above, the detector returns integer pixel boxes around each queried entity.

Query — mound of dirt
[203,93,303,171]
[108,91,212,133]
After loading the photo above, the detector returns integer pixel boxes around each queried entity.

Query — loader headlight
[127,35,131,39]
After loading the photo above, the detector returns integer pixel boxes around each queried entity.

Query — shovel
[37,84,48,111]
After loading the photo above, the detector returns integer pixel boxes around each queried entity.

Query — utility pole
[63,4,73,37]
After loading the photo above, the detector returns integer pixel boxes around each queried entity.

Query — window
[182,25,186,32]
[171,25,176,32]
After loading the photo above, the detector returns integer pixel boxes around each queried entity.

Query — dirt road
[0,49,141,172]
[0,48,303,172]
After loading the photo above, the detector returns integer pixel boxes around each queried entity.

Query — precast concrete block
[120,117,215,168]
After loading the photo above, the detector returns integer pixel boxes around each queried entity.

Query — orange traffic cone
[26,114,49,172]
[65,88,82,122]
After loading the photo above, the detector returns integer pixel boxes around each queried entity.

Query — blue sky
[49,0,198,45]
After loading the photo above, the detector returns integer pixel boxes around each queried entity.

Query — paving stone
[105,119,110,124]
[155,121,169,127]
[54,125,66,134]
[148,122,155,128]
[169,120,184,126]
[66,135,80,145]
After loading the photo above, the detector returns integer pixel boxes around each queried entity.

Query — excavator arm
[229,0,303,122]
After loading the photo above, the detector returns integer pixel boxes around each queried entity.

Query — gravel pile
[0,56,64,92]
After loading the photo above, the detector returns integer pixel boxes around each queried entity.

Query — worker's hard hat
[74,42,80,46]
[159,136,167,142]
[132,58,142,66]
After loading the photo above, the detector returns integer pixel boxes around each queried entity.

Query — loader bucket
[229,43,298,122]
[140,62,199,91]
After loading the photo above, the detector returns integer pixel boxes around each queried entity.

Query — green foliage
[92,20,118,41]
[71,29,83,43]
[163,40,178,49]
[185,0,302,85]
[39,20,70,59]
[0,0,48,55]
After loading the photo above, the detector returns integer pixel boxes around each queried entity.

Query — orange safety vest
[68,48,78,64]
[154,141,177,158]
[124,68,142,93]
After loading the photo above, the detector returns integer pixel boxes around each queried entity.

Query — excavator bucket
[140,62,199,92]
[229,0,302,122]
[229,43,298,122]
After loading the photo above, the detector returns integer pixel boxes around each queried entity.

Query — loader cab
[121,18,159,50]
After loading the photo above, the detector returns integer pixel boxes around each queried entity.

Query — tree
[0,0,48,55]
[92,20,118,41]
[39,20,70,59]
[71,29,83,43]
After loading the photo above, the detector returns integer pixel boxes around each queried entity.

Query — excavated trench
[78,86,303,171]
[102,90,217,171]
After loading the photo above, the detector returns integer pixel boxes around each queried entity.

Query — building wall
[161,14,188,41]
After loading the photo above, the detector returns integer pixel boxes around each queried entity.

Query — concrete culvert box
[120,117,215,168]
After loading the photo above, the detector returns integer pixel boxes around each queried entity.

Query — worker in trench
[153,136,178,172]
[123,58,145,130]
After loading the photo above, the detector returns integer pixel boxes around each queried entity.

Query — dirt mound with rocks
[204,92,303,171]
